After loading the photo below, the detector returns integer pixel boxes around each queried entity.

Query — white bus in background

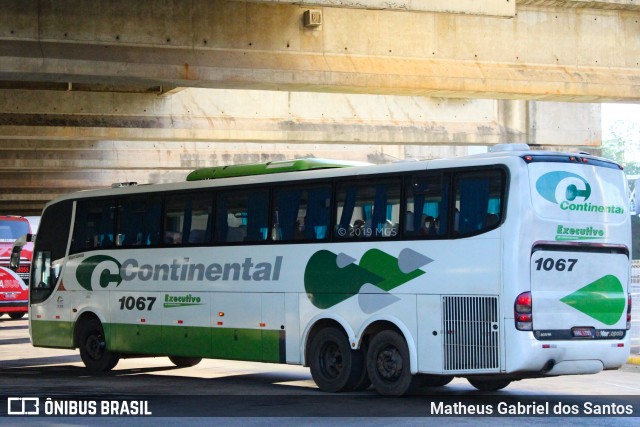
[20,148,632,396]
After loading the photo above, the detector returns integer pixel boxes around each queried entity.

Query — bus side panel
[161,292,212,358]
[416,294,443,373]
[211,293,263,361]
[284,292,301,364]
[30,289,73,348]
[110,291,163,354]
[261,293,286,363]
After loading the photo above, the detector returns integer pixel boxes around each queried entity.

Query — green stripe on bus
[31,320,74,348]
[32,320,285,363]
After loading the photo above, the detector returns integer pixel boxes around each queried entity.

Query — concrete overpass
[0,0,638,214]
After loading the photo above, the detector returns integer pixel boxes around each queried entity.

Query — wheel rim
[319,341,343,379]
[85,331,105,361]
[376,345,404,383]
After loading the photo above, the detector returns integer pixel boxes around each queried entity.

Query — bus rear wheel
[308,327,367,393]
[467,378,511,391]
[366,330,416,396]
[78,318,119,373]
[8,313,25,320]
[169,356,202,367]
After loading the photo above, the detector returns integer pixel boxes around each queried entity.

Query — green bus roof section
[186,158,371,181]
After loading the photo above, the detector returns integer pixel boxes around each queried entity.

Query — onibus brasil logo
[536,171,624,215]
[303,248,432,312]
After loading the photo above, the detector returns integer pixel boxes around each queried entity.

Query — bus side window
[404,174,448,238]
[335,178,401,240]
[72,200,117,253]
[216,189,268,243]
[118,196,162,247]
[164,192,213,245]
[453,170,505,236]
[273,185,331,242]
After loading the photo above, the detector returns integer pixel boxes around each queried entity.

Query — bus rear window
[528,163,628,223]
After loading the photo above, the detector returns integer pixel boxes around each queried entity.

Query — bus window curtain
[277,189,301,240]
[215,196,228,242]
[205,200,213,243]
[488,198,501,214]
[181,198,193,243]
[373,185,388,231]
[247,191,268,241]
[306,187,330,240]
[338,186,357,233]
[459,178,489,233]
[101,203,115,248]
[412,192,425,234]
[439,178,450,235]
[144,199,162,245]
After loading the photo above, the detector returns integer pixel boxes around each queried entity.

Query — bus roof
[42,146,624,209]
[186,158,372,181]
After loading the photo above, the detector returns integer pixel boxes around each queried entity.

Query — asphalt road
[1,316,639,426]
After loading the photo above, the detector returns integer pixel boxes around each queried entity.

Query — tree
[602,120,640,174]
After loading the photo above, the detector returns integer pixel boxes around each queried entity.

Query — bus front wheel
[467,378,511,392]
[78,318,119,373]
[366,330,416,396]
[8,313,25,320]
[169,356,202,367]
[308,327,367,393]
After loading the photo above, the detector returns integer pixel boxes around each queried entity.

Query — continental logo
[304,248,432,311]
[536,171,624,215]
[76,255,282,291]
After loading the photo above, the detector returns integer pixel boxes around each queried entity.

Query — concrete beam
[0,0,638,101]
[0,88,528,145]
[259,0,516,16]
[0,85,602,215]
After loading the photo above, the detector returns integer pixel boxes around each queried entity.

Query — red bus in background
[0,216,38,320]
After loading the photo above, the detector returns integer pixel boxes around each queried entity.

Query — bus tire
[366,330,415,396]
[78,318,119,373]
[467,378,511,392]
[308,327,365,393]
[169,356,202,367]
[418,374,453,387]
[8,313,25,320]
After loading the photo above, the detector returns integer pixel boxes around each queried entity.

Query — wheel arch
[72,309,105,348]
[301,314,356,366]
[358,317,418,375]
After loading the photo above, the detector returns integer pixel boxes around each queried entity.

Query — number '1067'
[534,258,577,272]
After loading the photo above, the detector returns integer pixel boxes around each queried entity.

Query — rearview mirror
[9,233,35,271]
[9,246,21,270]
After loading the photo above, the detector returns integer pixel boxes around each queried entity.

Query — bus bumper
[506,333,630,376]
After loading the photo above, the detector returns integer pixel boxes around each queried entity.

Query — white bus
[23,149,632,395]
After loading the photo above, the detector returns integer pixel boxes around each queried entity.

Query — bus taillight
[515,291,533,331]
[627,293,632,330]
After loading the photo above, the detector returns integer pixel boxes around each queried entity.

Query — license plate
[572,327,595,338]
